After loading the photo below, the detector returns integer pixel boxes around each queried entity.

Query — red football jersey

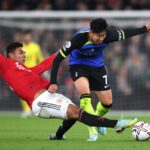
[0,53,56,108]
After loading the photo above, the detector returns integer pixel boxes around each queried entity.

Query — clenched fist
[48,84,58,93]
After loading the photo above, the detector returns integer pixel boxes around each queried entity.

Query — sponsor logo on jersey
[15,62,32,72]
[75,72,78,77]
[65,41,71,48]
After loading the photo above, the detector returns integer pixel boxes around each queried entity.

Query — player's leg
[66,104,138,132]
[95,90,112,116]
[49,91,97,140]
[94,90,112,135]
[90,67,112,117]
[90,66,112,135]
[32,91,74,119]
[20,98,32,118]
[74,77,98,141]
[50,119,76,140]
[50,106,138,136]
[90,66,112,117]
[32,91,77,140]
[50,79,98,141]
[77,108,138,132]
[32,91,137,138]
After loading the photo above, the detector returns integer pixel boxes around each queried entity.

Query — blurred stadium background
[0,0,150,113]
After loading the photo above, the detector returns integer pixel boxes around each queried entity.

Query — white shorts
[32,91,73,119]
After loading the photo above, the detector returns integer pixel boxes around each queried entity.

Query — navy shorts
[69,65,111,91]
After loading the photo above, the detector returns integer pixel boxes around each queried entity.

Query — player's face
[89,31,106,44]
[23,33,32,44]
[10,47,26,64]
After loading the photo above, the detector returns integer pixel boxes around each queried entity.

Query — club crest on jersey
[65,41,71,48]
[16,62,31,72]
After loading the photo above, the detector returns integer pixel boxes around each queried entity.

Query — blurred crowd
[1,0,150,11]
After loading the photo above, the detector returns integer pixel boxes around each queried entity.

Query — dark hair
[6,42,23,57]
[90,18,108,33]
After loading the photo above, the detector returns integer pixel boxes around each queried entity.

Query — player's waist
[34,89,46,100]
[69,61,104,67]
[68,57,104,67]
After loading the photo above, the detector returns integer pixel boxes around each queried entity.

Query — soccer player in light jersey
[0,42,137,140]
[49,18,150,141]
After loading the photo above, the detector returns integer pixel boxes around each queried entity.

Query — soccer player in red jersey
[0,42,137,139]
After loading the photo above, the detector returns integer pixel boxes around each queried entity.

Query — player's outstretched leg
[78,110,138,133]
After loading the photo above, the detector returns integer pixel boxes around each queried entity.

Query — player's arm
[30,52,56,74]
[104,25,148,43]
[50,33,88,86]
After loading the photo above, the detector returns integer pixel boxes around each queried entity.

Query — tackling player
[20,31,44,118]
[0,42,137,139]
[49,18,150,141]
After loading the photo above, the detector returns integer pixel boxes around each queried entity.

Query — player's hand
[48,84,58,93]
[145,23,150,32]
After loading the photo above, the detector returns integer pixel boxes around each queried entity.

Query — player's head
[89,18,108,44]
[22,30,32,44]
[6,42,26,64]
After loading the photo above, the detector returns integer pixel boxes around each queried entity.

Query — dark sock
[78,110,117,128]
[56,119,76,138]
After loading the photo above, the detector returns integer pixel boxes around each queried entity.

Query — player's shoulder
[78,27,90,33]
[75,28,90,34]
[73,28,90,37]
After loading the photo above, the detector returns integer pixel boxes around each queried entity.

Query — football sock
[80,94,94,114]
[79,110,117,127]
[56,119,76,138]
[80,94,98,135]
[96,102,112,116]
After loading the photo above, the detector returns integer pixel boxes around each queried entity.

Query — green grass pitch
[0,114,149,150]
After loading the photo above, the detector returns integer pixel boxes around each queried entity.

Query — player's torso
[68,28,108,67]
[0,56,49,101]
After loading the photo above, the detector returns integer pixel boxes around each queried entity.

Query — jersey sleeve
[30,52,56,74]
[50,33,88,84]
[104,26,147,43]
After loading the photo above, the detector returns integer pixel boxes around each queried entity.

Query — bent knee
[101,98,113,106]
